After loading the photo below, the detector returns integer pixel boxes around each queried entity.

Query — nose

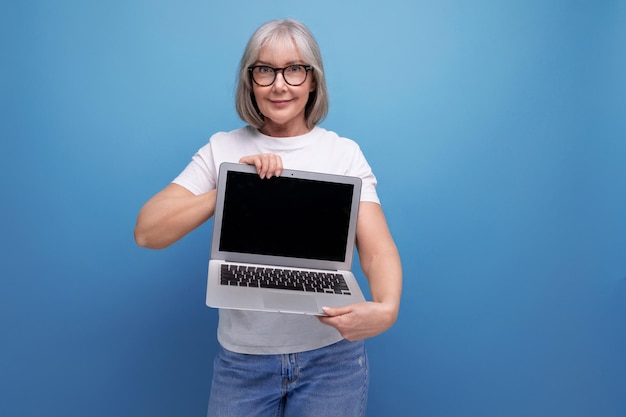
[272,71,287,90]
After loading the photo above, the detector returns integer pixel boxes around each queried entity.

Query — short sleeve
[348,144,380,205]
[171,141,217,195]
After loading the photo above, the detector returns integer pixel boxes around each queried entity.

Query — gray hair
[235,19,329,130]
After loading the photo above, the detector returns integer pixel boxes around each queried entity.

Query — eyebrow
[253,60,305,67]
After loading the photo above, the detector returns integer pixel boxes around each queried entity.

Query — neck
[260,122,312,138]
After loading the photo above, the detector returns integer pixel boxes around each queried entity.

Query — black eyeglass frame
[248,65,313,87]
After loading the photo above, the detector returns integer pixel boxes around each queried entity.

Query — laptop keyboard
[220,263,351,295]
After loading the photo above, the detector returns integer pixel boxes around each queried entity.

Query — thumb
[322,305,352,317]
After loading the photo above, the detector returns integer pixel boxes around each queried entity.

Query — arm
[134,183,217,249]
[319,202,402,340]
[135,152,279,249]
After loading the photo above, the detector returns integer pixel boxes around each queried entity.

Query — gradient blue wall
[2,1,625,416]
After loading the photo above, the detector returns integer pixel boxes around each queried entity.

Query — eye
[286,65,304,73]
[256,66,273,74]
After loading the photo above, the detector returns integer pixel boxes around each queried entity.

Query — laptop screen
[219,171,354,262]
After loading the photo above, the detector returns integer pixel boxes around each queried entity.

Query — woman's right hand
[239,153,283,179]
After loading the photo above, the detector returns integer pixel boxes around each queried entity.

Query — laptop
[206,162,366,315]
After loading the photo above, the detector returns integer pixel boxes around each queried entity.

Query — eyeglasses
[248,64,313,87]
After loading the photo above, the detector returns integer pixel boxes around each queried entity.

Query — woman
[134,19,402,417]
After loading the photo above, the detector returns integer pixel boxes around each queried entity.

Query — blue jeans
[207,339,369,417]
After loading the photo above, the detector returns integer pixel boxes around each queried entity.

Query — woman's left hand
[318,302,398,341]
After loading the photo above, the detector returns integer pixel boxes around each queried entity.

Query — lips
[270,99,292,107]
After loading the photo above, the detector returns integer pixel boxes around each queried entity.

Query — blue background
[2,1,625,416]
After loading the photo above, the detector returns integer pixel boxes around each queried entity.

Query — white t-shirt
[173,125,380,354]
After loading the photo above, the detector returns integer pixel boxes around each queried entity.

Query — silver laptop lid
[211,162,362,271]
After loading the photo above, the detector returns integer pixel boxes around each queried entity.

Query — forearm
[362,247,403,319]
[134,187,216,249]
[356,202,403,324]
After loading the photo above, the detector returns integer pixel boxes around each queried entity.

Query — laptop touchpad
[263,293,319,314]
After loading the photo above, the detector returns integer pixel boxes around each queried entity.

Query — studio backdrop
[1,1,625,416]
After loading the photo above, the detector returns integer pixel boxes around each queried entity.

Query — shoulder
[199,126,259,158]
[209,126,256,144]
[314,127,362,151]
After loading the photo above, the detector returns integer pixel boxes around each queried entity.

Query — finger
[273,156,283,177]
[317,314,338,327]
[256,157,269,179]
[238,155,258,165]
[251,155,273,179]
[265,154,283,179]
[239,155,260,171]
[317,310,349,337]
[264,155,277,179]
[239,156,267,178]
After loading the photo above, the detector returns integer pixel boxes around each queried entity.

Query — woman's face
[252,40,316,137]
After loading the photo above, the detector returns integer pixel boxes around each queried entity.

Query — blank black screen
[219,171,354,262]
